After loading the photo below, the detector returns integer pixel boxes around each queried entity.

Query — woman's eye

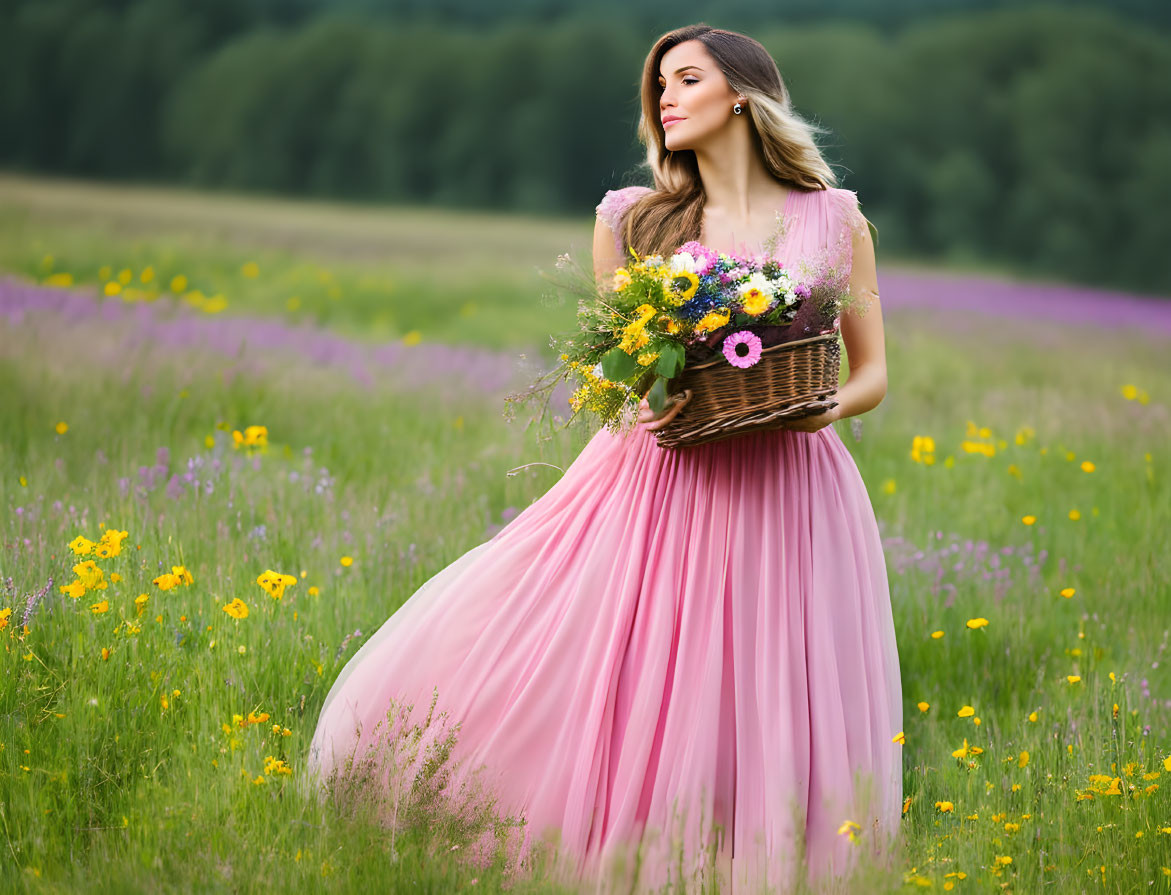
[682,78,697,85]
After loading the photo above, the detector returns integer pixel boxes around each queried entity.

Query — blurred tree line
[1,0,1169,293]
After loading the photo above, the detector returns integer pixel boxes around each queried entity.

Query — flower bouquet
[506,235,863,449]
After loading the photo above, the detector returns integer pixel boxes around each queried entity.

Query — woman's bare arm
[834,221,887,420]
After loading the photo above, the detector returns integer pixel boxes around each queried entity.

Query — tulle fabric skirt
[306,420,903,893]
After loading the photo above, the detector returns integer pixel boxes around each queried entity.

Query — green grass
[1,174,1170,893]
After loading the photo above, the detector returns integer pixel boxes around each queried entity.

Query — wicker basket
[653,330,841,449]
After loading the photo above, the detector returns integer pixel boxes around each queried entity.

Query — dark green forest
[2,0,1169,293]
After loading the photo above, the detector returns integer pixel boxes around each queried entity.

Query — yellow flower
[308,586,320,597]
[1068,509,1081,521]
[966,617,988,629]
[1067,675,1082,684]
[930,630,944,639]
[694,309,730,334]
[1060,587,1075,598]
[69,535,95,556]
[101,647,111,661]
[241,261,260,278]
[740,287,771,316]
[134,593,150,615]
[89,600,109,614]
[935,801,954,813]
[958,705,975,718]
[73,561,107,591]
[256,570,298,601]
[1018,750,1029,768]
[1021,514,1036,525]
[611,268,632,291]
[892,731,905,744]
[917,701,930,712]
[98,529,129,556]
[55,421,69,435]
[153,573,181,591]
[0,607,11,630]
[340,556,354,568]
[222,598,249,620]
[910,435,936,464]
[170,274,188,293]
[1080,460,1095,473]
[59,580,87,599]
[669,270,700,302]
[881,478,896,494]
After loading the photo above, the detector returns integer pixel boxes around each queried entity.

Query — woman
[308,23,902,894]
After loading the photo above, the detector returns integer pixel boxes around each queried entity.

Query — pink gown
[306,185,904,893]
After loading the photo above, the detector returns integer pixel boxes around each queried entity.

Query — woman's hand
[777,404,842,432]
[637,389,693,431]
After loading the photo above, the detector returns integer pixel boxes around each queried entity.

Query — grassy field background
[1,173,1169,893]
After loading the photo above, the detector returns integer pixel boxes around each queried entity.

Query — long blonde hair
[619,23,840,257]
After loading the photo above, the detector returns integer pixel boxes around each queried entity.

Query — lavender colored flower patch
[0,275,532,395]
[877,269,1171,338]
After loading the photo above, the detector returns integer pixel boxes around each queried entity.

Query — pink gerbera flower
[722,330,763,368]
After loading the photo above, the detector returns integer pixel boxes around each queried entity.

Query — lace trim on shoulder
[595,185,655,253]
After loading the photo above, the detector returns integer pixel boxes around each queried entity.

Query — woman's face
[656,40,740,151]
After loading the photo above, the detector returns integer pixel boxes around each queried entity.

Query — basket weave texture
[653,331,841,449]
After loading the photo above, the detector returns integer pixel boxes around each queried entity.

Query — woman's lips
[663,118,684,128]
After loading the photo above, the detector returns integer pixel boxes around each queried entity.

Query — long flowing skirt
[307,420,903,893]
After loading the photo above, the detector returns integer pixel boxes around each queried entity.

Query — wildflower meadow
[1,175,1169,893]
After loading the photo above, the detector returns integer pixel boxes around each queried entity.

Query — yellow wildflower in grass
[98,529,129,556]
[45,272,74,287]
[308,586,320,597]
[965,617,988,629]
[263,755,293,776]
[241,261,260,278]
[1060,587,1076,598]
[880,478,896,494]
[55,421,69,435]
[170,566,194,585]
[101,647,111,661]
[0,607,11,631]
[73,561,107,591]
[958,705,975,718]
[935,801,954,813]
[69,535,95,556]
[153,573,181,591]
[1163,756,1171,772]
[837,819,861,842]
[910,435,936,464]
[402,330,422,346]
[952,738,983,759]
[1019,750,1029,768]
[89,600,109,615]
[59,580,86,599]
[256,570,297,601]
[232,425,269,450]
[340,556,354,568]
[917,701,930,712]
[1021,514,1036,525]
[892,731,905,745]
[222,598,249,619]
[931,630,944,639]
[1081,460,1095,473]
[104,281,122,296]
[1067,675,1082,684]
[134,593,149,615]
[1121,384,1138,400]
[902,796,912,815]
